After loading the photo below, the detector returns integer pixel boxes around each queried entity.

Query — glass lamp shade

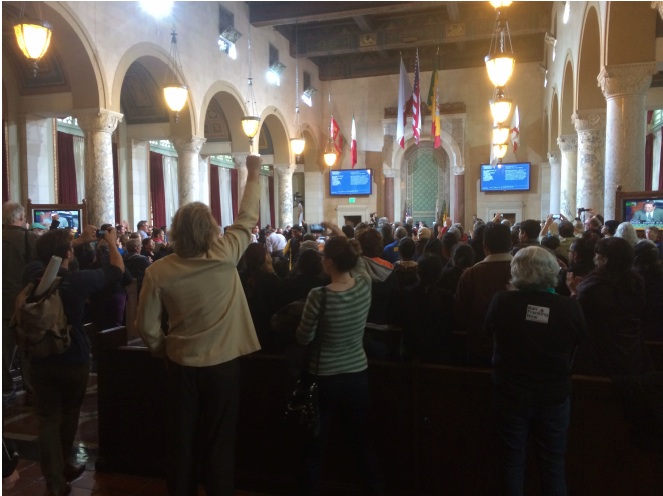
[163,84,188,112]
[323,152,337,167]
[241,116,260,139]
[492,143,508,159]
[489,96,513,125]
[14,20,52,61]
[485,54,515,88]
[490,0,512,8]
[290,136,306,156]
[492,126,510,145]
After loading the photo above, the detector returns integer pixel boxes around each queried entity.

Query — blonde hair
[170,202,219,258]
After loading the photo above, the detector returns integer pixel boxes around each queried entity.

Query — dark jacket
[575,269,652,376]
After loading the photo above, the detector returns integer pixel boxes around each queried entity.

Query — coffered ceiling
[248,1,553,79]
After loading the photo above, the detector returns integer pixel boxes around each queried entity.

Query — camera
[96,229,107,239]
[552,214,561,220]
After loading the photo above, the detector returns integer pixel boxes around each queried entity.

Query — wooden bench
[96,328,663,495]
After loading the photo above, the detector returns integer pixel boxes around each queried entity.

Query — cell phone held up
[96,229,108,239]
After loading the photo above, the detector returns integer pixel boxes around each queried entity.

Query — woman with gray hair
[615,221,639,246]
[485,246,586,496]
[136,155,263,496]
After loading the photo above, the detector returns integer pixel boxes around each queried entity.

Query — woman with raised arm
[295,222,383,496]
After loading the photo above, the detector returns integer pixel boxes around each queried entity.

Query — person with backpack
[24,225,124,496]
[2,201,39,407]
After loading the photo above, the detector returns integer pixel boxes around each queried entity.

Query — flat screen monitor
[329,169,373,196]
[480,162,531,192]
[622,196,663,230]
[27,201,87,236]
[32,209,82,233]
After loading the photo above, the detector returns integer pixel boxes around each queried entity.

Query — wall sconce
[301,86,317,107]
[267,62,286,86]
[218,26,241,60]
[492,143,508,161]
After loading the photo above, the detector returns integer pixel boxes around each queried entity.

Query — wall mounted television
[480,162,531,192]
[329,169,373,196]
[615,190,663,230]
[26,199,88,235]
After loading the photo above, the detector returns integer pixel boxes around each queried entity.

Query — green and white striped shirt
[296,271,371,376]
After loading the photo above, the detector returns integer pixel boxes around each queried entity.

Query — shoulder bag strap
[312,288,326,376]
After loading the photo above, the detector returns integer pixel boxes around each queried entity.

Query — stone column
[598,63,656,219]
[547,151,561,215]
[453,164,465,226]
[383,169,395,222]
[557,134,578,219]
[274,163,296,228]
[75,109,123,226]
[172,135,206,206]
[573,110,606,218]
[232,153,249,201]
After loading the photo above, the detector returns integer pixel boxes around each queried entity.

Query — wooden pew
[96,343,663,495]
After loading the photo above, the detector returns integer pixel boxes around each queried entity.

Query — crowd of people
[4,184,662,495]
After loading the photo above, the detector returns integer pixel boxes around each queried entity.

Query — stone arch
[550,91,560,152]
[262,107,290,165]
[43,2,105,109]
[577,5,603,110]
[561,59,575,134]
[200,82,248,153]
[112,43,195,136]
[605,2,656,65]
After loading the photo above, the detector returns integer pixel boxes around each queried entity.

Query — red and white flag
[397,56,412,149]
[412,49,421,145]
[510,105,520,153]
[331,116,343,154]
[351,114,357,168]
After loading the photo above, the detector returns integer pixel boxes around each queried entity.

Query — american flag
[412,50,421,145]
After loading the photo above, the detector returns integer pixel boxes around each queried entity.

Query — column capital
[171,135,206,154]
[547,151,561,165]
[231,153,249,168]
[557,134,578,152]
[453,164,465,176]
[598,62,657,99]
[75,108,123,134]
[274,163,296,175]
[383,168,396,179]
[572,109,606,133]
[382,121,396,137]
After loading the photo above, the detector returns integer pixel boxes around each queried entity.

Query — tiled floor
[2,376,274,496]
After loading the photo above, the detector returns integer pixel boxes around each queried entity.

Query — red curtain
[57,132,77,203]
[112,142,120,224]
[2,120,8,203]
[149,151,166,229]
[209,165,221,225]
[269,175,275,227]
[645,132,653,192]
[231,168,238,220]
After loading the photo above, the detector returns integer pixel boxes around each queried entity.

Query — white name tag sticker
[526,305,550,324]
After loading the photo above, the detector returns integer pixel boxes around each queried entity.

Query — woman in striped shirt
[296,222,383,496]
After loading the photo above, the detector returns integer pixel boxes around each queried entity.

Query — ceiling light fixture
[241,27,260,151]
[290,23,305,158]
[13,2,53,78]
[163,27,188,122]
[489,87,513,126]
[485,4,515,88]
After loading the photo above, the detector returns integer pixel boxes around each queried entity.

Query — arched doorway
[401,142,450,226]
